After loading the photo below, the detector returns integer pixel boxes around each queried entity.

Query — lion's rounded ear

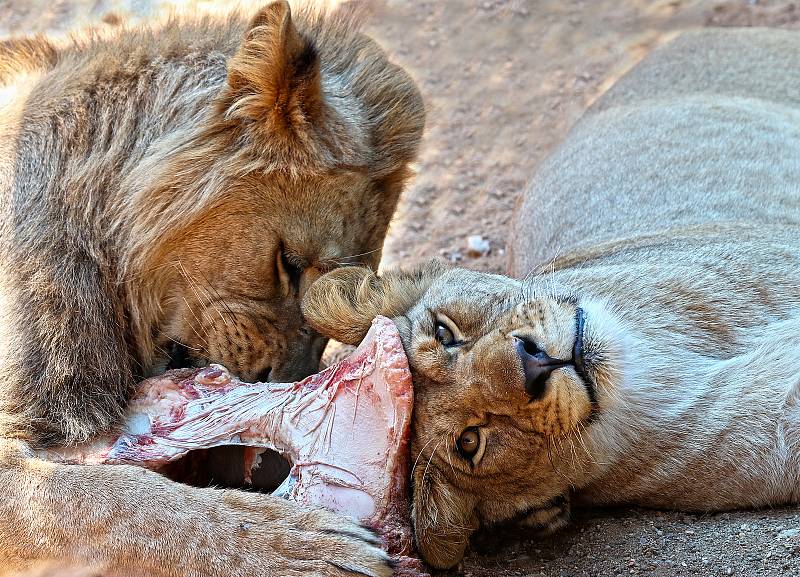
[225,1,322,128]
[302,261,447,345]
[301,267,382,345]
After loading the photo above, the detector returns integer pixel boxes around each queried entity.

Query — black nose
[514,337,570,399]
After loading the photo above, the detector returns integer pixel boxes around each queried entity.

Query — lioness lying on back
[303,28,800,569]
[0,2,423,576]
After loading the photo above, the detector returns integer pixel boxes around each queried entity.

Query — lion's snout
[514,335,571,399]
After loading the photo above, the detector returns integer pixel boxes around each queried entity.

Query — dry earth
[3,1,800,575]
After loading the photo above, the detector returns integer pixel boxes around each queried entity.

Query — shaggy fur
[303,28,800,569]
[0,2,423,575]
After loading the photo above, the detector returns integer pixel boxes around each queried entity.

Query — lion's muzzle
[515,336,571,399]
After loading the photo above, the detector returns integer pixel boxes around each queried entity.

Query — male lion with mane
[303,28,800,569]
[0,1,423,575]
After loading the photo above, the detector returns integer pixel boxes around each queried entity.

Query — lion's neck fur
[0,16,247,367]
[522,224,800,509]
[558,291,800,510]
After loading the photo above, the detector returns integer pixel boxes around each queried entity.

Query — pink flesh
[41,316,426,574]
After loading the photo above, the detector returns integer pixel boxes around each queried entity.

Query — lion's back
[511,28,800,276]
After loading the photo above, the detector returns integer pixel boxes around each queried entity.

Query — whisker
[156,329,203,353]
[193,266,236,328]
[445,433,457,477]
[179,295,211,348]
[332,246,383,263]
[421,437,447,490]
[567,431,579,471]
[175,261,221,335]
[546,434,574,489]
[574,420,605,466]
[411,435,440,477]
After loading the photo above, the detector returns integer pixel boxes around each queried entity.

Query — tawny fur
[0,2,423,575]
[303,28,800,569]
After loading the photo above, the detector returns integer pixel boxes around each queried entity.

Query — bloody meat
[41,316,426,575]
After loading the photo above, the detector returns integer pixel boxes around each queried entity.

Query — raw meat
[41,316,425,575]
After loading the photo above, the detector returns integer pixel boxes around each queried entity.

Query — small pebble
[466,235,491,257]
[448,249,463,263]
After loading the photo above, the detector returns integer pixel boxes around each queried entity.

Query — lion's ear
[302,262,446,345]
[225,1,322,130]
[302,267,382,345]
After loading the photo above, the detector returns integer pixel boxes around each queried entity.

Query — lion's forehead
[407,270,521,331]
[432,269,519,301]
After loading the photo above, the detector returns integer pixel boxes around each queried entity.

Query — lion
[0,1,423,576]
[302,27,800,569]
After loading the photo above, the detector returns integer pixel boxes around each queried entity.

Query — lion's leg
[0,439,391,577]
[0,246,135,445]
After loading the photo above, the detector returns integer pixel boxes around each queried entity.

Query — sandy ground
[3,0,800,575]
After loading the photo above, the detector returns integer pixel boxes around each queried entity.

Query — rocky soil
[3,1,800,575]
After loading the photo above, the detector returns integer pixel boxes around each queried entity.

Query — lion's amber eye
[435,322,456,346]
[457,427,480,459]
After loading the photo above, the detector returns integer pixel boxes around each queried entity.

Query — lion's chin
[572,306,597,406]
[573,298,631,412]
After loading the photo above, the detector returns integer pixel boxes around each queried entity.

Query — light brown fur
[303,28,800,569]
[0,2,423,575]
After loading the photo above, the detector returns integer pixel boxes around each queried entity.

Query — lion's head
[302,263,628,568]
[111,2,424,382]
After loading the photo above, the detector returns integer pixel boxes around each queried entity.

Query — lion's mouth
[572,307,597,405]
[166,340,194,370]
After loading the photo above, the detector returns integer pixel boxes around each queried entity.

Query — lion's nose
[514,337,570,399]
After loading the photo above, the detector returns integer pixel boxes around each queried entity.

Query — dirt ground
[3,0,800,575]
